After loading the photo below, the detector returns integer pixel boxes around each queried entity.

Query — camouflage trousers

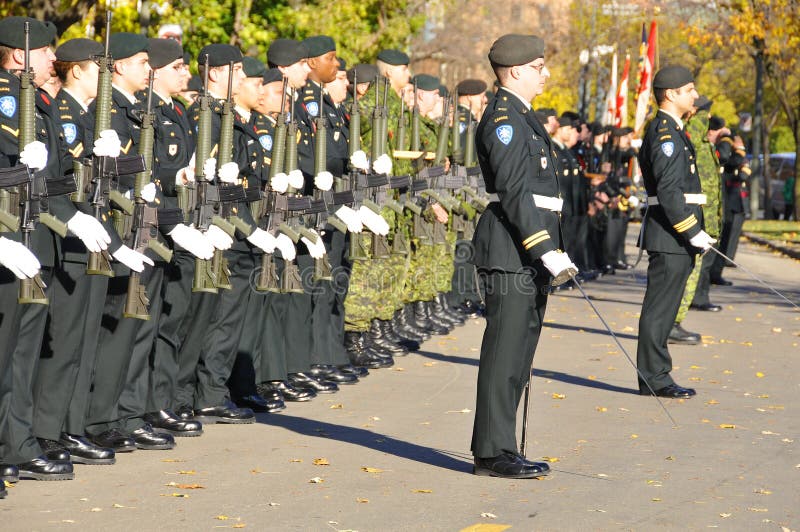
[675,255,702,324]
[343,233,398,332]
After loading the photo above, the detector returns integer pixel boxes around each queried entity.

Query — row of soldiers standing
[0,15,491,493]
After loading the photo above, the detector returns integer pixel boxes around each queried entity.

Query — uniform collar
[659,108,684,130]
[154,89,173,106]
[61,87,88,111]
[235,105,251,122]
[498,86,531,111]
[112,83,138,105]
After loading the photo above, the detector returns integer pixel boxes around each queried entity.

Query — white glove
[217,161,239,184]
[203,158,217,181]
[93,130,122,158]
[314,171,333,191]
[301,230,327,259]
[541,249,578,285]
[689,230,716,251]
[358,205,389,236]
[335,205,363,233]
[20,141,48,170]
[111,244,154,273]
[275,233,296,261]
[246,227,277,253]
[177,153,197,184]
[287,169,304,190]
[271,172,289,193]
[0,236,41,279]
[205,224,233,250]
[349,150,369,171]
[66,212,111,253]
[630,138,643,149]
[141,182,157,202]
[372,153,392,175]
[628,195,640,208]
[169,224,214,259]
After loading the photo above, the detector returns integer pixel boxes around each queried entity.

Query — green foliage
[769,125,797,153]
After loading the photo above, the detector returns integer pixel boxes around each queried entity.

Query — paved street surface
[3,236,799,531]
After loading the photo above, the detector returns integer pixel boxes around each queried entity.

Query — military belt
[647,193,707,206]
[486,193,563,212]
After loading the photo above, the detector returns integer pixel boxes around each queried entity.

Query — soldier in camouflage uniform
[672,96,723,344]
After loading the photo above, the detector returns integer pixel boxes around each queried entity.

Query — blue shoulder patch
[259,134,273,151]
[0,96,16,118]
[661,141,674,157]
[496,124,513,145]
[306,101,319,117]
[62,123,77,145]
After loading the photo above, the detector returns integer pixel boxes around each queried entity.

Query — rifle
[17,22,69,304]
[85,12,146,276]
[255,77,289,293]
[310,86,331,281]
[410,79,420,151]
[123,72,173,320]
[450,88,462,165]
[396,88,406,152]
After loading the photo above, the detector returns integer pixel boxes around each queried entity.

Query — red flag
[615,54,630,127]
[634,20,657,134]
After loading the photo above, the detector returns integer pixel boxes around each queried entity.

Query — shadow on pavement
[543,322,639,341]
[415,351,639,395]
[256,413,474,474]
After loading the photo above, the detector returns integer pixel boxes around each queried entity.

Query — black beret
[337,57,346,71]
[109,32,148,61]
[561,111,580,121]
[438,84,448,98]
[590,122,610,135]
[302,35,335,58]
[653,65,694,90]
[242,56,266,78]
[693,95,712,111]
[488,34,545,67]
[187,75,202,92]
[262,67,283,85]
[612,126,633,136]
[267,38,307,67]
[534,111,548,126]
[0,17,55,49]
[456,79,487,96]
[412,74,439,92]
[198,43,242,67]
[44,21,58,44]
[537,107,556,118]
[347,63,379,85]
[557,116,574,128]
[183,51,191,65]
[147,38,183,69]
[708,116,726,131]
[55,38,103,62]
[376,49,409,66]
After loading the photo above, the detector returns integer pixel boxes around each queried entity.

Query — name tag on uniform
[690,163,696,173]
[540,157,547,169]
[168,144,177,156]
[334,131,340,142]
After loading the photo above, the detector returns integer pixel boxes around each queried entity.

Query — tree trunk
[750,40,765,219]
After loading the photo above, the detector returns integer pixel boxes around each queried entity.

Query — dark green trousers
[636,251,694,393]
[175,290,219,410]
[471,267,550,459]
[0,270,23,463]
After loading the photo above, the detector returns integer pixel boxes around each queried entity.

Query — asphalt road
[3,238,798,531]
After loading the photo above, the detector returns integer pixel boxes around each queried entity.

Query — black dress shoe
[613,261,633,270]
[58,434,115,465]
[233,394,285,413]
[130,424,176,450]
[668,322,701,345]
[314,365,359,384]
[690,302,722,312]
[36,438,70,462]
[288,372,339,394]
[648,383,696,398]
[711,277,733,286]
[143,410,203,437]
[175,405,195,421]
[473,451,549,479]
[90,429,136,453]
[261,381,316,402]
[17,455,74,481]
[601,264,616,275]
[0,464,19,483]
[459,300,481,318]
[367,319,409,355]
[193,403,255,424]
[338,364,368,378]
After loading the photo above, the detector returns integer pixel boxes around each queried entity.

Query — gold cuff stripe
[674,216,698,232]
[522,230,548,247]
[523,234,550,250]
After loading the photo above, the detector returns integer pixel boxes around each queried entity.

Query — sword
[705,246,799,311]
[567,271,679,428]
[520,374,533,457]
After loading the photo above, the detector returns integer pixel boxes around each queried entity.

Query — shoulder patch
[661,141,674,157]
[61,122,77,144]
[259,134,273,151]
[496,124,513,145]
[0,95,16,118]
[305,101,319,117]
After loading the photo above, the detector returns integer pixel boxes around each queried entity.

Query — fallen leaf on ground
[313,458,330,466]
[761,431,780,435]
[630,434,638,439]
[90,508,102,512]
[552,393,566,399]
[177,470,196,475]
[356,498,369,503]
[361,467,384,473]
[756,372,765,378]
[596,406,607,412]
[423,362,437,367]
[651,498,661,502]
[329,404,343,409]
[719,424,736,429]
[720,513,732,518]
[160,493,189,498]
[267,502,279,507]
[308,477,323,483]
[459,525,511,532]
[446,408,472,414]
[748,507,768,512]
[480,512,497,519]
[754,489,772,495]
[705,400,719,405]
[370,416,381,421]
[412,489,433,493]
[665,456,674,461]
[215,516,231,521]
[541,456,559,463]
[161,459,186,463]
[176,484,205,489]
[587,375,597,380]
[772,327,782,333]
[289,459,302,463]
